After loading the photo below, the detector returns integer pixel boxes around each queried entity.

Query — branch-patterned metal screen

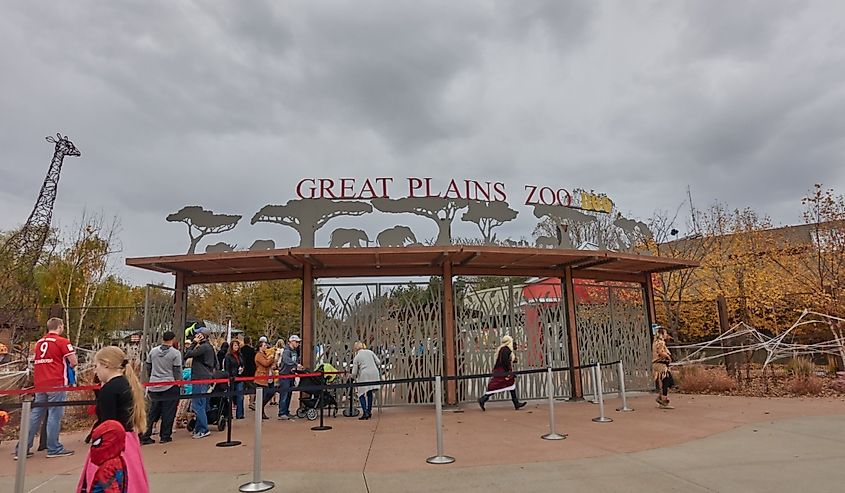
[575,283,651,395]
[455,281,571,402]
[314,282,443,406]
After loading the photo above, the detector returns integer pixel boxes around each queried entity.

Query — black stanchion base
[342,408,360,417]
[216,440,242,447]
[310,425,332,431]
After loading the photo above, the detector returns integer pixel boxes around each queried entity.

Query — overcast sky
[2,0,844,286]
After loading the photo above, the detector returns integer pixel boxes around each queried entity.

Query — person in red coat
[80,420,127,493]
[478,335,527,411]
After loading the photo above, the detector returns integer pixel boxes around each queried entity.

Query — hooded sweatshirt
[145,344,183,392]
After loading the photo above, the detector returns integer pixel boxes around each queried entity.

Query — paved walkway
[3,394,845,492]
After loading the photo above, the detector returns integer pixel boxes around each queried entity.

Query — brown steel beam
[457,251,480,266]
[302,262,314,369]
[174,272,188,349]
[187,270,302,285]
[453,266,565,278]
[570,257,616,270]
[442,261,458,405]
[562,267,583,399]
[314,266,441,278]
[272,255,298,270]
[430,252,448,267]
[573,270,646,284]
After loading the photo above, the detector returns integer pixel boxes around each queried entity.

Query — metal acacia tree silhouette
[371,197,468,246]
[532,204,598,248]
[166,206,242,254]
[461,200,519,244]
[251,199,373,248]
[0,134,81,327]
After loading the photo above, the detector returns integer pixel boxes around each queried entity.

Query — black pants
[480,389,522,407]
[143,386,179,440]
[659,373,674,397]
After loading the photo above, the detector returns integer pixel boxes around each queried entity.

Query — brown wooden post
[174,272,188,349]
[301,263,314,369]
[442,261,458,405]
[562,267,583,399]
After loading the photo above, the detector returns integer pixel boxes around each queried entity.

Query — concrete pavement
[3,394,844,492]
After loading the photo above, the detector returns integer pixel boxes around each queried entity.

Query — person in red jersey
[16,317,78,459]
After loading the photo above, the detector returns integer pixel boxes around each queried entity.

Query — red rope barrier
[0,370,349,396]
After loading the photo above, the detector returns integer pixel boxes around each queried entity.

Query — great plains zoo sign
[166,177,650,254]
[294,177,613,212]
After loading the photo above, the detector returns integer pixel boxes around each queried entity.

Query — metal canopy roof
[126,246,697,285]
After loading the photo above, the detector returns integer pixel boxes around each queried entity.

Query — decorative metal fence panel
[455,281,571,403]
[314,282,443,406]
[575,283,651,394]
[139,285,176,365]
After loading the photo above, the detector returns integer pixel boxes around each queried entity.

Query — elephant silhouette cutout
[377,225,419,247]
[249,239,276,251]
[205,242,236,253]
[330,228,370,248]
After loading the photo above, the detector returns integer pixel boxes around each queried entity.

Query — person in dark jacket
[223,340,245,419]
[240,337,257,411]
[277,335,304,420]
[478,335,527,411]
[216,342,229,370]
[184,327,216,438]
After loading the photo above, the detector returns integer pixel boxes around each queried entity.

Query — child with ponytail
[77,346,150,492]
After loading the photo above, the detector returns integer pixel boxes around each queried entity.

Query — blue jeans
[192,384,209,434]
[359,390,374,415]
[278,377,293,417]
[233,382,244,419]
[25,392,67,454]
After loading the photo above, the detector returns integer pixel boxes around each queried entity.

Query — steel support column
[562,267,583,399]
[302,263,314,369]
[442,261,457,405]
[174,272,188,349]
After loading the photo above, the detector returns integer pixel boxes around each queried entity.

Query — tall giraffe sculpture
[0,133,81,329]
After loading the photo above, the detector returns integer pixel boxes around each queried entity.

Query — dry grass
[785,357,816,378]
[677,365,738,393]
[787,375,825,395]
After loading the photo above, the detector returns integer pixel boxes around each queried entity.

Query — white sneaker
[192,431,211,439]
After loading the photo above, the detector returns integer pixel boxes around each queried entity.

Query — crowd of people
[11,317,677,492]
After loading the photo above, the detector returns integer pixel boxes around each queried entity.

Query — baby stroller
[295,363,340,421]
[187,372,230,432]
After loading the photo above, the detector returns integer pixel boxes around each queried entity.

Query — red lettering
[556,189,572,207]
[359,179,377,199]
[424,178,439,197]
[319,178,337,199]
[493,182,507,202]
[524,185,538,205]
[444,179,462,199]
[470,180,491,201]
[296,179,317,199]
[374,177,393,198]
[408,178,424,197]
[339,178,355,199]
[539,187,556,205]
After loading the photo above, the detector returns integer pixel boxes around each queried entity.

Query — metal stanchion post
[218,377,242,447]
[589,363,599,403]
[15,397,32,493]
[541,367,566,440]
[615,361,634,412]
[311,370,332,431]
[426,376,455,464]
[342,374,360,418]
[239,387,274,492]
[592,363,613,423]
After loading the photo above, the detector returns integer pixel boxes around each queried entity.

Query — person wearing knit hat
[477,335,526,411]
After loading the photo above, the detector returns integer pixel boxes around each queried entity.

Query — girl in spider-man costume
[80,420,127,493]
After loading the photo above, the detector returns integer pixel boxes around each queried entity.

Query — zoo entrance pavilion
[127,245,697,405]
